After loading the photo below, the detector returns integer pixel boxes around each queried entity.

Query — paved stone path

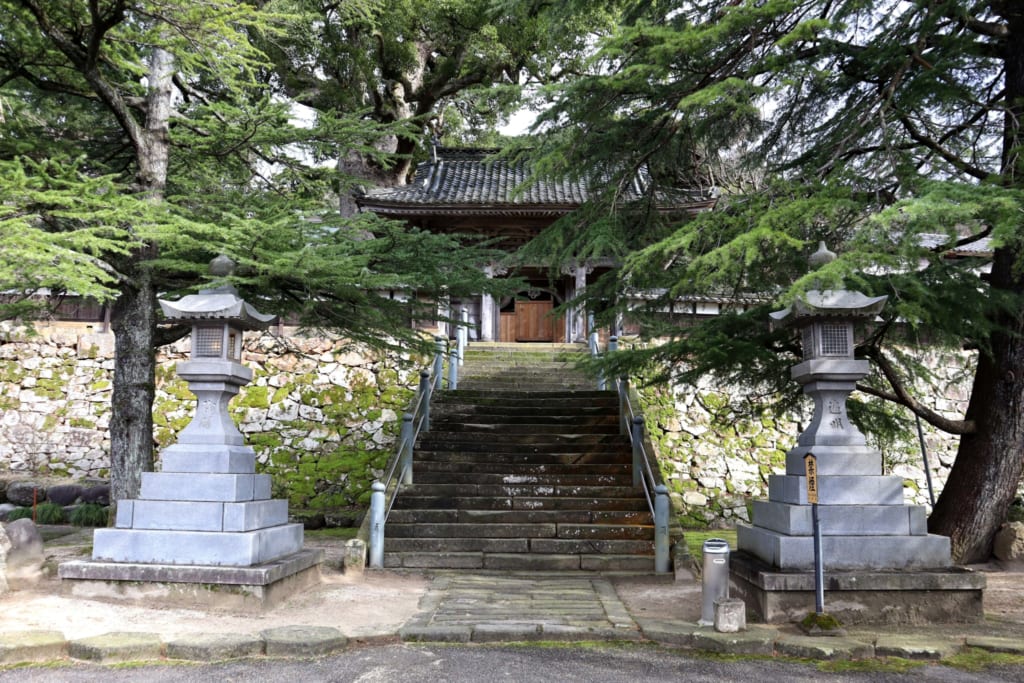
[400,572,642,643]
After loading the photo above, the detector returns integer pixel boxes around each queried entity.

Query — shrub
[34,502,67,525]
[4,507,33,521]
[69,503,109,527]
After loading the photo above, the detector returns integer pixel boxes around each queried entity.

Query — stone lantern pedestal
[731,288,984,625]
[60,262,321,610]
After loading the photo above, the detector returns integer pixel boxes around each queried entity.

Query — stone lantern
[61,257,321,607]
[730,244,983,625]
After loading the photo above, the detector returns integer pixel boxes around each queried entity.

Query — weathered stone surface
[260,625,347,657]
[0,630,67,663]
[775,634,874,660]
[46,483,83,506]
[68,632,164,663]
[713,597,746,633]
[873,635,960,660]
[1,519,43,589]
[993,521,1024,562]
[164,633,264,661]
[79,485,110,505]
[5,481,46,507]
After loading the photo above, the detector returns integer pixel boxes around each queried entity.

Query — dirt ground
[2,528,1021,641]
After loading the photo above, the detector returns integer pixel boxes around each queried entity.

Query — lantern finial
[808,241,836,269]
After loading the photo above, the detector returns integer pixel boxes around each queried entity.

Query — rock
[46,484,84,506]
[1,519,44,589]
[5,482,46,507]
[994,521,1024,562]
[79,484,110,506]
[0,504,15,521]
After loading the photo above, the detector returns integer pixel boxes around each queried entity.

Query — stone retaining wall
[0,323,1011,526]
[636,350,977,527]
[0,324,417,512]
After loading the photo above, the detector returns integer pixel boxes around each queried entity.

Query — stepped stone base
[59,548,323,612]
[729,551,985,625]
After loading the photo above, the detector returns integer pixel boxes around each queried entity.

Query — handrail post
[448,344,458,389]
[619,375,629,435]
[433,335,445,391]
[655,484,670,573]
[400,412,414,486]
[419,370,432,432]
[459,307,468,366]
[631,415,644,488]
[368,480,386,568]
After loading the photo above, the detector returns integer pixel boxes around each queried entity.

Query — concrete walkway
[400,573,641,643]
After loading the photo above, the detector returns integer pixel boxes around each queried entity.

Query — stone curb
[0,623,1021,665]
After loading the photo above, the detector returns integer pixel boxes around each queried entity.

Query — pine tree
[526,0,1024,562]
[1,0,511,503]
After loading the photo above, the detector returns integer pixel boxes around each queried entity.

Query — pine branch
[859,347,975,435]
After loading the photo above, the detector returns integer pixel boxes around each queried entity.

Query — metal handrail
[367,339,447,568]
[591,325,671,573]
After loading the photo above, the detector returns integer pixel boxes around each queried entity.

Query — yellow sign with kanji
[804,453,819,504]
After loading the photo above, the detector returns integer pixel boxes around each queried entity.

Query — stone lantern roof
[159,256,277,330]
[159,287,277,330]
[769,290,888,327]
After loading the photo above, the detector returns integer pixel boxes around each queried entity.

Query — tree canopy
[524,0,1024,562]
[0,0,514,500]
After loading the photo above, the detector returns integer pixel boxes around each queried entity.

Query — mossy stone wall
[0,323,417,511]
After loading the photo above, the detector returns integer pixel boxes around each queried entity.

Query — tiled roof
[919,233,993,257]
[357,147,712,216]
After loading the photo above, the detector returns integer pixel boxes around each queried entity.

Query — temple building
[355,147,716,343]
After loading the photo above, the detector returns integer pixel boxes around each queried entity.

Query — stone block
[139,472,271,502]
[713,597,746,633]
[768,474,905,506]
[1,518,44,589]
[260,625,346,657]
[993,521,1024,562]
[159,443,256,474]
[750,501,926,536]
[164,633,264,661]
[736,524,951,570]
[729,551,984,625]
[0,630,67,663]
[68,632,163,663]
[785,445,881,476]
[91,523,303,566]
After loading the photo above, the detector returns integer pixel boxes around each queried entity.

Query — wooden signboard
[804,453,819,504]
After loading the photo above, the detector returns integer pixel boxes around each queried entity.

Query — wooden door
[516,300,554,341]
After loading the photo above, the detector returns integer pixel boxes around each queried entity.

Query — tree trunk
[929,246,1024,563]
[108,269,158,501]
[107,45,174,503]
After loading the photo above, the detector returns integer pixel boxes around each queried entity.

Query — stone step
[383,551,655,571]
[440,390,614,401]
[384,536,654,554]
[398,483,640,498]
[433,405,617,418]
[385,522,653,540]
[417,433,629,448]
[413,461,630,476]
[393,496,649,511]
[423,422,621,435]
[413,450,631,463]
[388,508,652,525]
[412,471,633,487]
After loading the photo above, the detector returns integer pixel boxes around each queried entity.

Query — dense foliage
[524,0,1024,562]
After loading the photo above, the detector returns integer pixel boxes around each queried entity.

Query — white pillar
[480,266,496,341]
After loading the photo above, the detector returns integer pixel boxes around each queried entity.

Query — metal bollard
[699,538,730,625]
[654,484,670,573]
[400,413,414,486]
[368,481,386,568]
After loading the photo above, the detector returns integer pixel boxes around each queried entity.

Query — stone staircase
[384,343,656,571]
